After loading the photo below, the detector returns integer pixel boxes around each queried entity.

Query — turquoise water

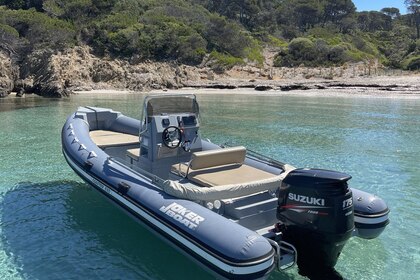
[0,91,419,279]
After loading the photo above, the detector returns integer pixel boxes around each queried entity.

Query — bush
[144,19,207,64]
[0,23,19,37]
[288,37,316,64]
[208,51,244,73]
[204,15,251,58]
[0,23,25,57]
[0,8,75,51]
[328,45,348,63]
[244,38,264,66]
[403,56,420,70]
[107,24,143,56]
[267,35,288,48]
[307,26,342,45]
[416,40,420,53]
[93,12,208,65]
[177,33,207,65]
[274,38,355,67]
[313,39,330,63]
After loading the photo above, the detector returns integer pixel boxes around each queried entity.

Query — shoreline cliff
[1,46,419,98]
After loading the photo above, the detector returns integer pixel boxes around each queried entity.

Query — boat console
[136,95,202,177]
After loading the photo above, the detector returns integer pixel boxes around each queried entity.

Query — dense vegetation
[0,0,419,70]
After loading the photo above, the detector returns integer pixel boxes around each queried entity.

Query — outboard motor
[277,169,354,280]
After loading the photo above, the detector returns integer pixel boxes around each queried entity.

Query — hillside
[0,0,419,97]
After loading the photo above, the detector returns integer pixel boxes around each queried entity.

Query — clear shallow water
[0,92,419,279]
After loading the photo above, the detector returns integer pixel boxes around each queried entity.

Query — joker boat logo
[160,202,205,230]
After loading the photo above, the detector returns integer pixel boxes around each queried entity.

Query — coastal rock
[19,50,70,97]
[0,51,17,98]
[280,84,311,91]
[254,85,274,91]
[33,81,73,98]
[206,84,238,89]
[13,78,34,97]
[18,46,202,95]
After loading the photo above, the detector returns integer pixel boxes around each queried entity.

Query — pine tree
[405,0,420,38]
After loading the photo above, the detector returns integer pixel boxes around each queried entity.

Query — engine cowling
[277,168,354,279]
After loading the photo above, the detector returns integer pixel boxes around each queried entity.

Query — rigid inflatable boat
[62,94,389,279]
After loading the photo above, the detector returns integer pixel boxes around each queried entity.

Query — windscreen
[145,95,199,116]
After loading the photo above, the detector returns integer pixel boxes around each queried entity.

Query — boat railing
[247,149,287,168]
[220,143,287,170]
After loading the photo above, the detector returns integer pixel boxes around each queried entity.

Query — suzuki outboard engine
[277,169,354,280]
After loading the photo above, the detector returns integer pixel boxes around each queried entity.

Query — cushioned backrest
[190,146,246,170]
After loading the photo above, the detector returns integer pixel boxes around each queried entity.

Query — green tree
[338,15,357,33]
[357,11,392,32]
[2,0,43,10]
[275,0,322,34]
[294,0,322,31]
[405,0,420,38]
[322,0,356,24]
[2,0,27,9]
[193,0,261,30]
[381,7,401,19]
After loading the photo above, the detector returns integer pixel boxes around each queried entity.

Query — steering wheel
[162,126,182,149]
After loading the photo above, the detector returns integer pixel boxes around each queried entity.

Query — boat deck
[87,130,281,231]
[89,130,139,148]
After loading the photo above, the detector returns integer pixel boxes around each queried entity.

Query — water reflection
[0,181,211,280]
[0,95,61,112]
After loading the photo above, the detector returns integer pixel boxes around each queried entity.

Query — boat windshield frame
[139,93,200,135]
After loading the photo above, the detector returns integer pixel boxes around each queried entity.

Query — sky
[352,0,407,14]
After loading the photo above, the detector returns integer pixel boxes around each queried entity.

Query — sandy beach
[69,74,420,99]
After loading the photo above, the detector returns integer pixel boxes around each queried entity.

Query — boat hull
[62,108,276,279]
[62,105,389,279]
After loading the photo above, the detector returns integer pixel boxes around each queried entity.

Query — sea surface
[0,90,419,280]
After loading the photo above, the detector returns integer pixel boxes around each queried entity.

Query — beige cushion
[89,130,138,148]
[127,148,140,161]
[189,146,246,170]
[171,146,277,188]
[171,162,189,177]
[163,164,297,201]
[188,164,276,188]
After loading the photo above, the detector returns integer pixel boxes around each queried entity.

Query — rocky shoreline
[1,46,419,98]
[182,78,420,94]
